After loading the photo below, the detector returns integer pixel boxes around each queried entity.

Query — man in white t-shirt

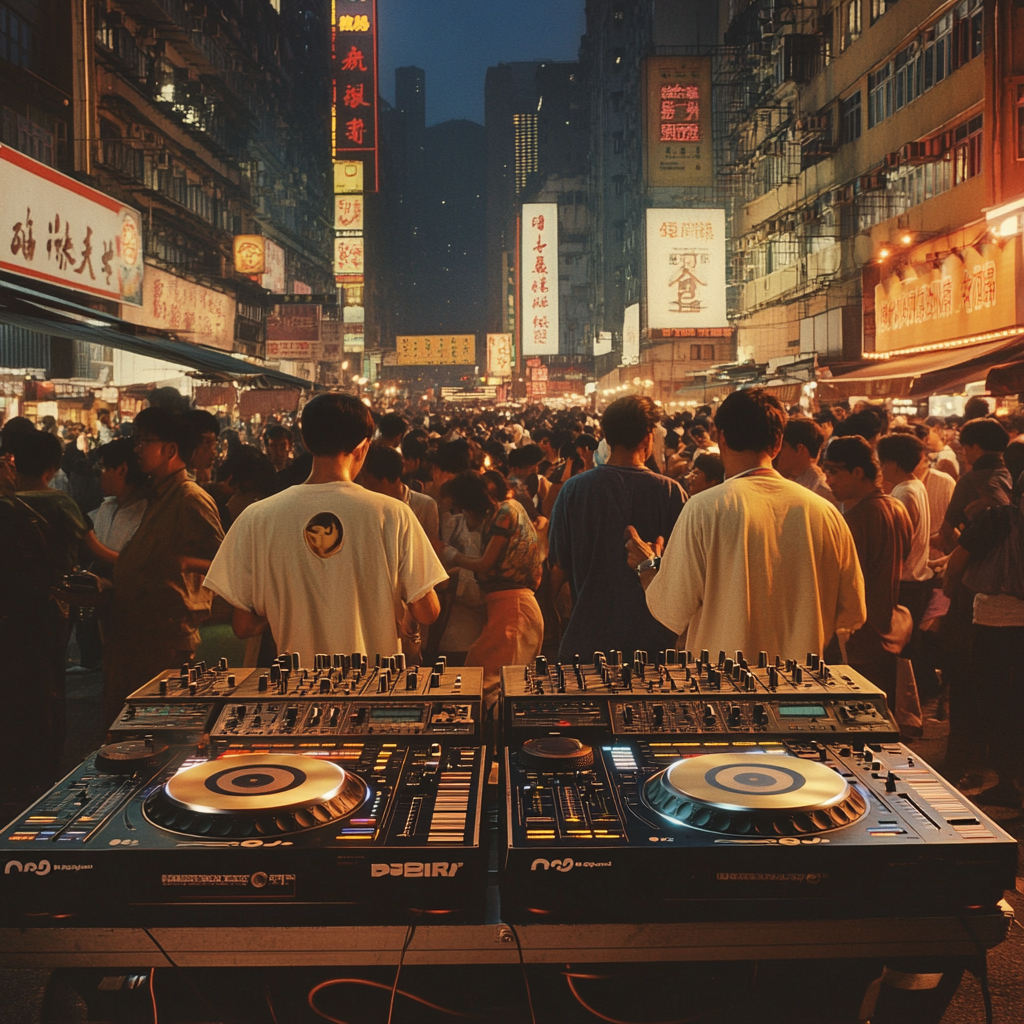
[877,432,934,625]
[628,388,865,662]
[205,394,446,662]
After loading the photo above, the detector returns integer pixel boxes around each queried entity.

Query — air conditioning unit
[933,131,953,154]
[858,174,886,191]
[900,141,931,164]
[838,184,855,204]
[800,207,816,223]
[129,123,144,139]
[796,115,829,133]
[155,151,171,170]
[884,151,901,170]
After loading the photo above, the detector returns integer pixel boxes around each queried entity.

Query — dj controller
[0,648,1016,931]
[499,650,1018,922]
[0,653,486,925]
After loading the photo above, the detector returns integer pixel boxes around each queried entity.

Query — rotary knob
[519,736,594,771]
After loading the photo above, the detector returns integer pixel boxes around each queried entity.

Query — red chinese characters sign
[521,203,559,356]
[1,144,144,305]
[333,0,378,191]
[645,56,713,188]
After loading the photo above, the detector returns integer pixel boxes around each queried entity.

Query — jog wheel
[519,736,594,771]
[144,753,368,838]
[644,752,867,837]
[95,739,168,774]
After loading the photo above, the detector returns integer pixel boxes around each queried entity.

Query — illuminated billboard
[487,333,513,377]
[644,56,713,188]
[0,144,144,305]
[396,335,475,365]
[646,209,727,329]
[521,203,559,356]
[332,0,378,191]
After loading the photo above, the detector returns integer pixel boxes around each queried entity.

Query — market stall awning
[0,277,316,390]
[817,337,1024,400]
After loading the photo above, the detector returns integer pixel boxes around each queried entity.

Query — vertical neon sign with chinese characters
[644,56,713,188]
[332,0,378,191]
[521,203,559,355]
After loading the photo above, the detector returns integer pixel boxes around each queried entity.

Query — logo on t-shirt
[304,512,344,559]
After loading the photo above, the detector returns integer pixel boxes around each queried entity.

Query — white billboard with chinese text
[120,266,234,350]
[622,304,640,366]
[594,330,612,356]
[334,194,364,234]
[261,238,286,293]
[1,144,143,305]
[646,208,727,329]
[487,333,513,377]
[521,203,559,356]
[334,236,364,275]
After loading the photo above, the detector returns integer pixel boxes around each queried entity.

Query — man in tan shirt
[102,406,224,723]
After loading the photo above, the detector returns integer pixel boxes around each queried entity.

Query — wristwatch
[636,555,661,580]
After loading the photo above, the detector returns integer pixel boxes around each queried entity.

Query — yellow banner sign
[874,240,1020,353]
[396,335,475,365]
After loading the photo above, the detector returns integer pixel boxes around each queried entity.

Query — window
[923,14,952,88]
[841,0,862,50]
[0,3,33,68]
[953,114,982,184]
[867,63,892,127]
[690,345,714,361]
[954,0,983,66]
[893,44,921,112]
[819,12,833,67]
[1017,85,1024,160]
[841,91,862,143]
[870,0,898,22]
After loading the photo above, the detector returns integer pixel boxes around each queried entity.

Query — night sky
[377,0,586,126]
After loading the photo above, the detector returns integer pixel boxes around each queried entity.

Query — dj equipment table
[0,902,1013,968]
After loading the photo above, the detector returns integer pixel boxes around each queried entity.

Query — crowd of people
[1,385,1022,816]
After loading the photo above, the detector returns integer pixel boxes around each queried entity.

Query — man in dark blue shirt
[549,397,685,662]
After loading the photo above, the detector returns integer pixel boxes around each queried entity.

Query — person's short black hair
[833,410,882,443]
[299,393,374,457]
[823,436,879,482]
[401,432,430,461]
[0,416,36,456]
[876,433,925,473]
[813,409,836,429]
[218,445,278,496]
[264,425,292,445]
[783,418,825,458]
[13,429,63,479]
[959,417,1009,453]
[98,437,146,488]
[714,388,786,454]
[601,396,660,450]
[1004,414,1024,436]
[134,406,197,461]
[377,412,407,441]
[188,409,220,438]
[693,452,725,484]
[532,427,553,445]
[442,471,495,518]
[509,444,543,470]
[362,441,404,482]
[147,386,189,413]
[963,396,991,421]
[574,433,599,452]
[436,438,471,475]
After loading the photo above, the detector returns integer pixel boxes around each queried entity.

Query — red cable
[563,972,704,1024]
[149,968,158,1024]
[307,977,475,1024]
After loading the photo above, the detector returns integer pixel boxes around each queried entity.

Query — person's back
[205,393,445,665]
[643,388,864,662]
[550,397,684,661]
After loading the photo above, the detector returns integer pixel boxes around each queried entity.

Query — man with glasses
[102,406,224,723]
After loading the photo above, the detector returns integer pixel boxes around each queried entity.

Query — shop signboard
[644,56,713,188]
[233,235,265,275]
[594,330,613,356]
[521,203,559,355]
[873,239,1021,353]
[486,333,513,377]
[120,266,234,350]
[396,335,475,365]
[333,0,378,190]
[646,208,727,329]
[261,239,286,293]
[1,143,144,305]
[334,193,364,234]
[334,236,364,275]
[622,304,640,366]
[267,305,320,343]
[265,339,321,361]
